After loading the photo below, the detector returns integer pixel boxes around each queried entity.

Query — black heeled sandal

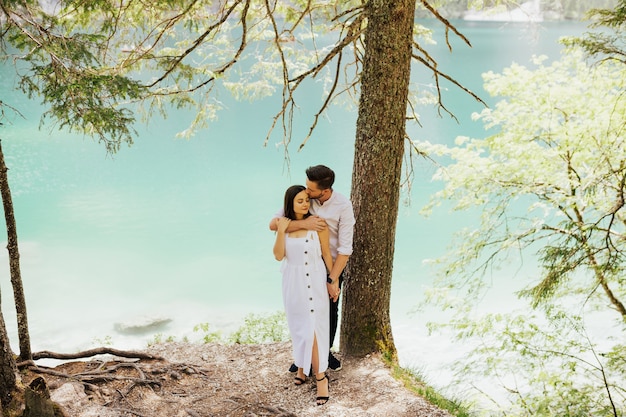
[316,374,329,405]
[294,376,306,386]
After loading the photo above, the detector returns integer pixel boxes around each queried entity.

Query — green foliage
[419,4,626,412]
[228,311,289,345]
[381,353,472,417]
[92,335,113,346]
[193,322,223,344]
[444,307,626,416]
[140,313,288,347]
[563,0,626,65]
[147,333,176,346]
[2,10,146,153]
[421,47,626,315]
[586,0,626,28]
[0,0,369,148]
[0,0,445,150]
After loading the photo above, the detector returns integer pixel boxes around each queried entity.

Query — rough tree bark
[341,0,415,358]
[0,139,31,363]
[0,138,26,407]
[0,304,17,408]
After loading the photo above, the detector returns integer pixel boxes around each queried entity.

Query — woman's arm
[273,218,290,261]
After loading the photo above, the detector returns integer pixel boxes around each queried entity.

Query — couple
[271,165,355,406]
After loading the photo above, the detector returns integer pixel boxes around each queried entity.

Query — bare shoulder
[317,227,330,239]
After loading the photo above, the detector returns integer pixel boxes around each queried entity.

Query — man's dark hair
[306,165,335,190]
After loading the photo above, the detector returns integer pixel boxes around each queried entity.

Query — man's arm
[327,197,355,283]
[326,253,349,302]
[269,216,327,232]
[328,254,349,284]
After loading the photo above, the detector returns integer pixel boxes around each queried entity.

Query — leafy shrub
[228,311,289,344]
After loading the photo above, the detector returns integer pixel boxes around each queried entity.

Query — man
[270,165,355,371]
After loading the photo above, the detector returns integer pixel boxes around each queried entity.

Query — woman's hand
[276,217,291,233]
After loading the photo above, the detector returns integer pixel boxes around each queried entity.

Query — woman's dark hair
[305,165,335,190]
[283,185,311,220]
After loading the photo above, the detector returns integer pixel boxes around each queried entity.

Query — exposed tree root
[14,347,210,414]
[26,347,164,363]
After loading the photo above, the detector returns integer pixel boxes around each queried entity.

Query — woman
[273,185,334,406]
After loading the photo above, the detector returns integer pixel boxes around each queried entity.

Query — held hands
[327,282,340,302]
[276,217,291,233]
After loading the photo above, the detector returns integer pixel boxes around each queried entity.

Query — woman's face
[292,190,310,217]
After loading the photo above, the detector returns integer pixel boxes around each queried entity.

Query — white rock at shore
[113,315,172,334]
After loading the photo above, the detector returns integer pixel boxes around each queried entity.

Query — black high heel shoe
[316,374,329,405]
[294,367,307,386]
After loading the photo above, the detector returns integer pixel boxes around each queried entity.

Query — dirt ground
[25,341,454,417]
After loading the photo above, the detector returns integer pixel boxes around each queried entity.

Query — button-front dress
[280,230,329,375]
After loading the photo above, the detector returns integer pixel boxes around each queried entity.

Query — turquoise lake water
[0,18,589,401]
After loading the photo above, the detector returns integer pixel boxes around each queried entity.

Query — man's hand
[303,215,327,232]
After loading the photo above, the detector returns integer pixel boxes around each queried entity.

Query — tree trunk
[0,139,31,361]
[340,0,415,358]
[0,305,17,408]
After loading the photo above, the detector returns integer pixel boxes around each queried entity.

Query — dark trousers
[329,271,344,354]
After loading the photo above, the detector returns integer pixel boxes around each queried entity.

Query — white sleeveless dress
[280,230,329,375]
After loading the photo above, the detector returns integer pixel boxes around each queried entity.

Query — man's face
[305,179,325,199]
